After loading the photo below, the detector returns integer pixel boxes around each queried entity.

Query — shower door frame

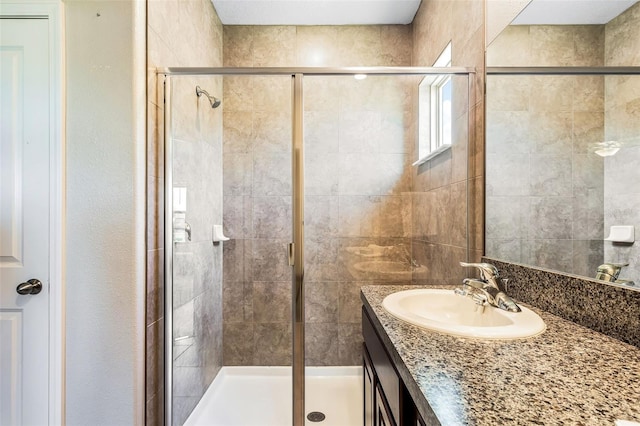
[161,66,475,426]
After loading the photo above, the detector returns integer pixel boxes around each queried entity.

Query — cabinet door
[363,308,401,421]
[375,384,396,426]
[364,346,375,426]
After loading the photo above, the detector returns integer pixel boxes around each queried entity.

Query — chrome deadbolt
[16,279,43,295]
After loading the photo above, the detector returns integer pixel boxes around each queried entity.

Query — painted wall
[221,25,413,366]
[411,0,486,283]
[146,0,224,424]
[604,2,640,283]
[485,25,606,277]
[65,1,145,424]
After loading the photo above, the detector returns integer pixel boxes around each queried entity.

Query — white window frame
[414,42,453,166]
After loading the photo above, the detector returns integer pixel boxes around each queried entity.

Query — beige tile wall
[221,25,414,367]
[485,25,606,277]
[147,2,488,417]
[411,0,485,283]
[146,0,223,424]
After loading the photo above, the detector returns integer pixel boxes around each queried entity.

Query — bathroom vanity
[361,285,640,425]
[363,307,423,426]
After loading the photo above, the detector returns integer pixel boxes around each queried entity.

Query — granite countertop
[361,285,640,426]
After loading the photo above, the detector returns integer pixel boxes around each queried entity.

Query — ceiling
[211,0,638,26]
[512,0,638,25]
[211,0,422,25]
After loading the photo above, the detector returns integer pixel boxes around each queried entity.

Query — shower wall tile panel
[305,323,340,366]
[147,0,224,423]
[222,322,254,365]
[411,0,485,279]
[485,25,606,278]
[253,323,292,365]
[338,323,364,366]
[305,281,339,323]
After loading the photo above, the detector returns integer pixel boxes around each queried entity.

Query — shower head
[196,85,221,109]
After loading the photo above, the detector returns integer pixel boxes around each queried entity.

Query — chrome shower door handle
[16,279,43,295]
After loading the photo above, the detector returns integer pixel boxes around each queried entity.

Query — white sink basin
[382,289,546,340]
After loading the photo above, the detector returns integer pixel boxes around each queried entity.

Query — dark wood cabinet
[375,383,396,426]
[363,346,375,426]
[362,307,420,426]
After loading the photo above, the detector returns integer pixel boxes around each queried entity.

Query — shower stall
[162,67,475,425]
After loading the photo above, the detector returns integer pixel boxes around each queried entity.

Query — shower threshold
[184,366,363,426]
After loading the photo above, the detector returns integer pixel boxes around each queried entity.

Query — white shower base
[184,366,363,426]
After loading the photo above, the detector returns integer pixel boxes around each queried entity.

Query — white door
[0,18,50,425]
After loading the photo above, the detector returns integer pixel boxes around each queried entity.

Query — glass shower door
[301,71,472,425]
[165,74,225,425]
[165,73,297,425]
[220,74,295,367]
[164,68,473,426]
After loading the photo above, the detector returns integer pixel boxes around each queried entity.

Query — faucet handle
[462,278,487,290]
[501,278,509,291]
[460,262,500,281]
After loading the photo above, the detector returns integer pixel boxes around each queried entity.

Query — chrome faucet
[595,262,627,282]
[457,262,521,313]
[595,263,635,286]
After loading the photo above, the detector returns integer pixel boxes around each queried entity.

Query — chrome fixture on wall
[196,85,221,108]
[595,263,635,286]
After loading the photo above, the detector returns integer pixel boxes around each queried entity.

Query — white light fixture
[594,140,622,157]
[354,74,367,80]
[595,147,620,157]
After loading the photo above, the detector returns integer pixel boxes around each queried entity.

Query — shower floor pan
[184,366,363,426]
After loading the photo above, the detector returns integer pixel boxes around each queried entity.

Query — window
[415,42,452,166]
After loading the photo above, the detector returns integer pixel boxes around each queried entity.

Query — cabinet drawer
[363,307,401,423]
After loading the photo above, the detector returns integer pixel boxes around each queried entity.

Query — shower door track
[161,66,475,426]
[159,66,475,76]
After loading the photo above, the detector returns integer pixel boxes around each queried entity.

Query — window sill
[412,143,452,166]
